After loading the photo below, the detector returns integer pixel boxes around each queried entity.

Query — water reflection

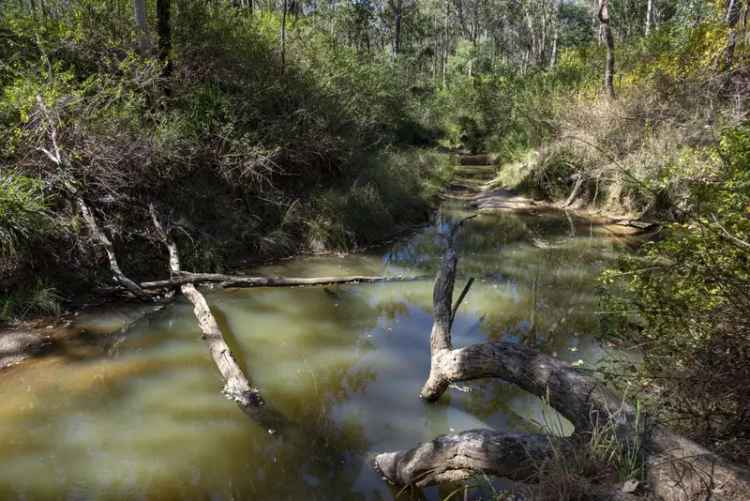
[0,202,631,500]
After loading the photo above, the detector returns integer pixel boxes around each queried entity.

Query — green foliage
[0,279,63,322]
[601,125,750,464]
[308,149,451,250]
[0,172,52,257]
[0,0,446,314]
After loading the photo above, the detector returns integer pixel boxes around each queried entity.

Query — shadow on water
[0,200,635,500]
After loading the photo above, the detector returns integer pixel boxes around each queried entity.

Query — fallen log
[149,205,285,432]
[375,429,567,487]
[77,198,155,300]
[138,272,426,291]
[375,220,750,500]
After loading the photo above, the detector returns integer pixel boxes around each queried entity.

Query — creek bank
[0,303,164,370]
[450,156,661,239]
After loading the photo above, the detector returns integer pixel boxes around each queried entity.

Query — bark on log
[375,429,567,487]
[138,272,425,291]
[377,221,750,500]
[150,205,285,432]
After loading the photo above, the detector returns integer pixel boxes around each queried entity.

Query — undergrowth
[0,1,452,321]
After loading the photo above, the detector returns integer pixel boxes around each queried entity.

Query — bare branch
[711,214,750,251]
[450,277,474,329]
[77,197,152,300]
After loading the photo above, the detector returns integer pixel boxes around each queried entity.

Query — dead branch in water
[136,272,426,291]
[375,220,750,500]
[149,204,285,432]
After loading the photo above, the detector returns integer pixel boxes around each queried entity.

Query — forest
[1,0,750,499]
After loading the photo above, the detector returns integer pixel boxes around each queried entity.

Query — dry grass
[523,397,645,501]
[505,71,738,220]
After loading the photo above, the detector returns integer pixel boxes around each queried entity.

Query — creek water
[0,200,632,500]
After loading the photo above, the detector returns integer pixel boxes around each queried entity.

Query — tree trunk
[392,0,403,55]
[549,0,561,69]
[645,0,653,35]
[598,0,615,99]
[133,0,150,52]
[375,219,750,500]
[149,205,285,432]
[281,0,287,72]
[724,0,743,74]
[442,0,449,88]
[156,0,172,79]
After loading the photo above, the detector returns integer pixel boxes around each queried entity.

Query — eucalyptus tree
[598,0,615,98]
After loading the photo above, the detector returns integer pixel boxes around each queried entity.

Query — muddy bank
[473,188,661,236]
[0,304,163,370]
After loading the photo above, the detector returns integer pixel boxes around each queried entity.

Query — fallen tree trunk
[375,220,750,500]
[138,272,425,291]
[77,197,155,301]
[150,205,285,432]
[376,429,566,486]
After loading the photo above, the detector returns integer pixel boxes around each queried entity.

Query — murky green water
[0,202,631,500]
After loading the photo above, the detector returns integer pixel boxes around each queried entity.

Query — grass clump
[0,279,63,322]
[524,398,644,501]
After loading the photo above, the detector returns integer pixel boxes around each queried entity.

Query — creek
[0,198,632,500]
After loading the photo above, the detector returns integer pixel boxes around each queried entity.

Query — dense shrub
[601,125,750,464]
[0,0,447,318]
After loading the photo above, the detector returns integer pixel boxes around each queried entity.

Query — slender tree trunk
[133,0,150,53]
[156,0,172,79]
[598,0,615,99]
[645,0,653,35]
[540,1,547,66]
[281,0,287,72]
[453,0,466,38]
[433,13,438,85]
[393,0,403,55]
[725,0,743,74]
[549,0,561,69]
[442,0,449,88]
